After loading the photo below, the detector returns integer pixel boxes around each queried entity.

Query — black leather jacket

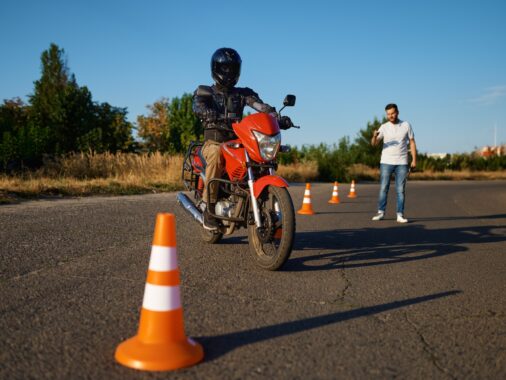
[193,84,276,143]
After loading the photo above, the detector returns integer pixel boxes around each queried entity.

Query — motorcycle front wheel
[247,185,295,270]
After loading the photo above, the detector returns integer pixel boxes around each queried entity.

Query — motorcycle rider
[193,47,293,230]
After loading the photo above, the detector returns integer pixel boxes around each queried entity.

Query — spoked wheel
[201,228,223,244]
[247,185,295,270]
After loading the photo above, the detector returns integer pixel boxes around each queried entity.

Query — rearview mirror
[283,95,296,107]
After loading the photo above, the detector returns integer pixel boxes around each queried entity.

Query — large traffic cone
[115,213,204,371]
[297,183,315,215]
[328,181,340,204]
[347,180,357,198]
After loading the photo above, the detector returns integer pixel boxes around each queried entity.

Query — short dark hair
[385,103,398,112]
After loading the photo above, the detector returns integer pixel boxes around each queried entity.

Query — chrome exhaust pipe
[176,192,203,225]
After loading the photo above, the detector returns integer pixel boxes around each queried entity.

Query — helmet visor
[218,62,240,85]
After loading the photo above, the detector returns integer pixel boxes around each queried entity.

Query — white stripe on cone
[148,246,178,271]
[304,190,311,196]
[303,198,311,204]
[142,283,181,311]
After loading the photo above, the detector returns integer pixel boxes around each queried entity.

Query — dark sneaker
[203,209,219,231]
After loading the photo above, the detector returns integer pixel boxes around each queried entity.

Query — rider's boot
[203,203,219,231]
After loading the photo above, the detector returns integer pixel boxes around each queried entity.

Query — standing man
[371,103,417,223]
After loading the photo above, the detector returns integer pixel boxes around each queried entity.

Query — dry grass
[1,154,505,203]
[409,169,506,180]
[348,163,506,181]
[38,151,183,181]
[277,161,319,182]
[348,164,379,180]
[0,152,184,202]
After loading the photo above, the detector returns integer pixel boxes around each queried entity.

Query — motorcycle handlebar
[209,113,300,130]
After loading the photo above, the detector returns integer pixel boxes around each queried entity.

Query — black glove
[278,116,294,130]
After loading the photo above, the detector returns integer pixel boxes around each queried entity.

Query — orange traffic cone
[297,183,315,215]
[115,213,204,371]
[328,181,340,204]
[348,180,357,198]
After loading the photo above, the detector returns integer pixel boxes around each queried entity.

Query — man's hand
[371,130,380,146]
[408,160,416,177]
[409,138,417,170]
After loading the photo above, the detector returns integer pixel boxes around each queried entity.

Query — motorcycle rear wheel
[247,185,295,270]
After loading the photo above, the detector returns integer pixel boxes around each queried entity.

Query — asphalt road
[1,181,505,379]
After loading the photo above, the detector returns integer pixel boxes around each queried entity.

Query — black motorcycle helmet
[211,48,242,89]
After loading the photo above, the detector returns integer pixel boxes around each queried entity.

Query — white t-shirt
[377,120,414,165]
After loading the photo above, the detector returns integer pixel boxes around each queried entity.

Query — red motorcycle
[177,95,298,270]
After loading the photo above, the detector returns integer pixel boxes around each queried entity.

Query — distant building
[478,145,505,157]
[427,153,448,159]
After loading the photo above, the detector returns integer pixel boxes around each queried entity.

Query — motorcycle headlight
[252,130,281,161]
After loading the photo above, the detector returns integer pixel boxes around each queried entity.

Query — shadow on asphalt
[314,211,372,215]
[344,195,377,200]
[284,224,506,271]
[0,194,67,205]
[411,213,506,222]
[198,290,461,361]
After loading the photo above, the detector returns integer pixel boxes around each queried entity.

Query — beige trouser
[201,140,223,204]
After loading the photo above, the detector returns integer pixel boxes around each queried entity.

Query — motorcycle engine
[215,200,235,218]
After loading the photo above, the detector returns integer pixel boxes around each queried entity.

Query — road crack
[339,266,351,300]
[331,255,351,303]
[405,312,455,379]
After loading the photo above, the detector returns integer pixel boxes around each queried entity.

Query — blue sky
[1,0,505,153]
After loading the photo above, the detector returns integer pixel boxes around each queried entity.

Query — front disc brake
[256,209,275,243]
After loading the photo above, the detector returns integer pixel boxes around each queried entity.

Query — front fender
[253,175,289,198]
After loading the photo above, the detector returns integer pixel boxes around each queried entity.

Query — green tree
[167,94,202,154]
[63,77,96,151]
[0,98,48,168]
[95,103,134,152]
[138,94,202,153]
[350,117,385,168]
[1,43,134,170]
[28,43,133,156]
[29,43,70,154]
[294,139,354,182]
[137,98,171,152]
[0,98,28,133]
[278,145,303,165]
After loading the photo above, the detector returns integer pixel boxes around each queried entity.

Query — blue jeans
[377,164,409,214]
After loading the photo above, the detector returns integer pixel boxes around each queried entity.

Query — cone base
[347,194,357,198]
[115,336,204,371]
[297,209,315,215]
[328,199,340,204]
